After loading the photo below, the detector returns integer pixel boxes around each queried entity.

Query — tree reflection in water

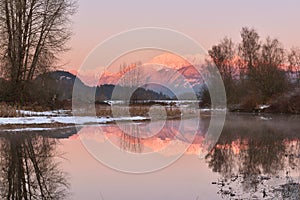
[0,132,69,200]
[120,124,143,153]
[206,114,300,199]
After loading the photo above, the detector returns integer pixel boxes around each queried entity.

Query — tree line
[204,27,300,112]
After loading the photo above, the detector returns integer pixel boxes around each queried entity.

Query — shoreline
[0,109,298,132]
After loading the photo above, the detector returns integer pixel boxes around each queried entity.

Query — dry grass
[0,102,58,117]
[95,104,112,117]
[73,104,183,119]
[111,105,182,119]
[0,102,198,120]
[0,102,21,117]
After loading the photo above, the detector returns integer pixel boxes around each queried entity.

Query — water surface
[0,113,299,199]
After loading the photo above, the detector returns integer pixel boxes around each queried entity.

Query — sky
[62,0,300,73]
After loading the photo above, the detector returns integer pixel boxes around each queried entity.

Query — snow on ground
[17,109,71,116]
[259,104,270,109]
[200,108,227,112]
[0,116,148,125]
[104,100,200,106]
[2,127,63,132]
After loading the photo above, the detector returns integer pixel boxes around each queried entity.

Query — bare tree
[261,37,285,66]
[288,47,300,83]
[206,27,297,109]
[238,28,288,101]
[239,27,261,70]
[248,37,287,100]
[0,0,77,100]
[119,61,143,87]
[209,37,236,82]
[208,37,238,103]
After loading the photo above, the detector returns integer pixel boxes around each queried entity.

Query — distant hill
[35,70,84,101]
[34,70,172,102]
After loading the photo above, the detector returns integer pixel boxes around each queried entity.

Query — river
[0,113,299,199]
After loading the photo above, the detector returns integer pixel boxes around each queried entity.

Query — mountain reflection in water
[0,114,299,199]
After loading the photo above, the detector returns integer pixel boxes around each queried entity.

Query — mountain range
[37,53,205,101]
[97,53,205,97]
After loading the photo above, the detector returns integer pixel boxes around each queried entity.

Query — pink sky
[61,0,300,73]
